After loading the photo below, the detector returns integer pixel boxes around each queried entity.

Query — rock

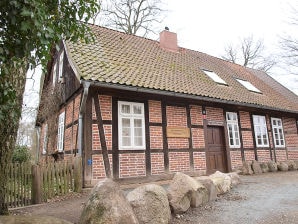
[167,172,202,214]
[195,176,217,201]
[294,160,298,169]
[286,160,297,171]
[209,171,232,195]
[241,161,253,175]
[227,172,241,187]
[268,161,278,172]
[260,162,269,173]
[0,215,71,224]
[251,160,262,174]
[79,178,138,224]
[277,162,288,171]
[190,181,209,208]
[126,184,171,224]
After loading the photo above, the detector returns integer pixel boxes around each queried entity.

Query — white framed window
[203,70,227,85]
[42,124,48,154]
[52,61,57,86]
[118,101,145,150]
[236,79,261,93]
[226,112,241,148]
[271,118,285,147]
[58,51,64,80]
[57,112,65,152]
[253,115,269,147]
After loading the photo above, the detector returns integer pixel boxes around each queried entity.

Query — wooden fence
[5,157,82,208]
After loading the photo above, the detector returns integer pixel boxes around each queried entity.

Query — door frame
[203,119,232,174]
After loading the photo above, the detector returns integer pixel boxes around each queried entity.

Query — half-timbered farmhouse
[37,24,298,187]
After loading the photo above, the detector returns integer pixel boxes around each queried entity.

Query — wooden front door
[206,126,227,174]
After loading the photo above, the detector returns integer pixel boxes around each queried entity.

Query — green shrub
[12,145,31,163]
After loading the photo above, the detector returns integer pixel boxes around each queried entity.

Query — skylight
[236,79,261,93]
[203,70,227,85]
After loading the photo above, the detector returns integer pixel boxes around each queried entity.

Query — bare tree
[96,0,165,37]
[222,36,276,72]
[280,6,298,73]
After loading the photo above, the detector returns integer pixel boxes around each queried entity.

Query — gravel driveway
[10,171,298,224]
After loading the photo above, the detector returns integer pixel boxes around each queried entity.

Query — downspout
[77,81,90,156]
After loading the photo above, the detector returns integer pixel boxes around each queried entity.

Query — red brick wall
[92,154,113,179]
[64,127,72,151]
[150,126,163,149]
[169,152,190,172]
[275,149,287,161]
[193,152,206,171]
[257,150,271,162]
[73,94,81,121]
[191,128,205,148]
[190,105,203,125]
[244,150,255,161]
[230,150,242,169]
[206,107,224,121]
[99,95,112,120]
[149,100,162,123]
[283,117,298,150]
[92,124,101,150]
[119,153,146,178]
[151,153,164,175]
[242,131,254,148]
[287,150,298,160]
[239,111,251,129]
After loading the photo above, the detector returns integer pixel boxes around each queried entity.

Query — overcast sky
[157,0,298,95]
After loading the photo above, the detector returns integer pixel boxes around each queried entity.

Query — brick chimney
[159,28,178,52]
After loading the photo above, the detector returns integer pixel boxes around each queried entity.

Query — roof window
[236,79,261,93]
[203,70,227,85]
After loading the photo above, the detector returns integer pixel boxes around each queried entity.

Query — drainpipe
[77,81,90,156]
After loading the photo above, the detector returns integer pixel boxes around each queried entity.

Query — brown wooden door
[206,126,227,174]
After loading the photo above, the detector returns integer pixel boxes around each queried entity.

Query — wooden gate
[206,126,228,174]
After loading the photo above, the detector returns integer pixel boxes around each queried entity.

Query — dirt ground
[10,171,298,224]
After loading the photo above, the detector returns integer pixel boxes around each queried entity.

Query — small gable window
[236,79,261,93]
[58,50,64,80]
[118,101,145,150]
[203,70,227,85]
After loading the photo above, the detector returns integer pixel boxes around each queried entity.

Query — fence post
[31,164,42,204]
[74,157,82,193]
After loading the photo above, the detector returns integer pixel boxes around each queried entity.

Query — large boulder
[167,172,203,214]
[286,160,297,171]
[268,161,278,172]
[227,172,241,187]
[277,162,288,171]
[260,162,269,173]
[0,215,71,224]
[251,160,262,174]
[195,176,217,201]
[209,171,232,195]
[79,178,138,224]
[126,184,171,224]
[241,161,253,175]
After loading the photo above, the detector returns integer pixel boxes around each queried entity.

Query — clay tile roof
[65,24,298,114]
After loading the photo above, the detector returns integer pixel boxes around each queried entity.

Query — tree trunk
[0,59,27,215]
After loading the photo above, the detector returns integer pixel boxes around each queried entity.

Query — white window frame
[226,112,241,148]
[253,115,269,147]
[236,79,261,93]
[57,112,65,152]
[203,70,227,85]
[271,117,285,148]
[58,50,64,80]
[42,124,48,154]
[118,101,145,150]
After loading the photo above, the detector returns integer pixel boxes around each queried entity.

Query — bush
[12,145,31,163]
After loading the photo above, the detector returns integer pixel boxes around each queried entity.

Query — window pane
[121,104,130,114]
[134,136,143,146]
[122,137,130,146]
[133,105,142,114]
